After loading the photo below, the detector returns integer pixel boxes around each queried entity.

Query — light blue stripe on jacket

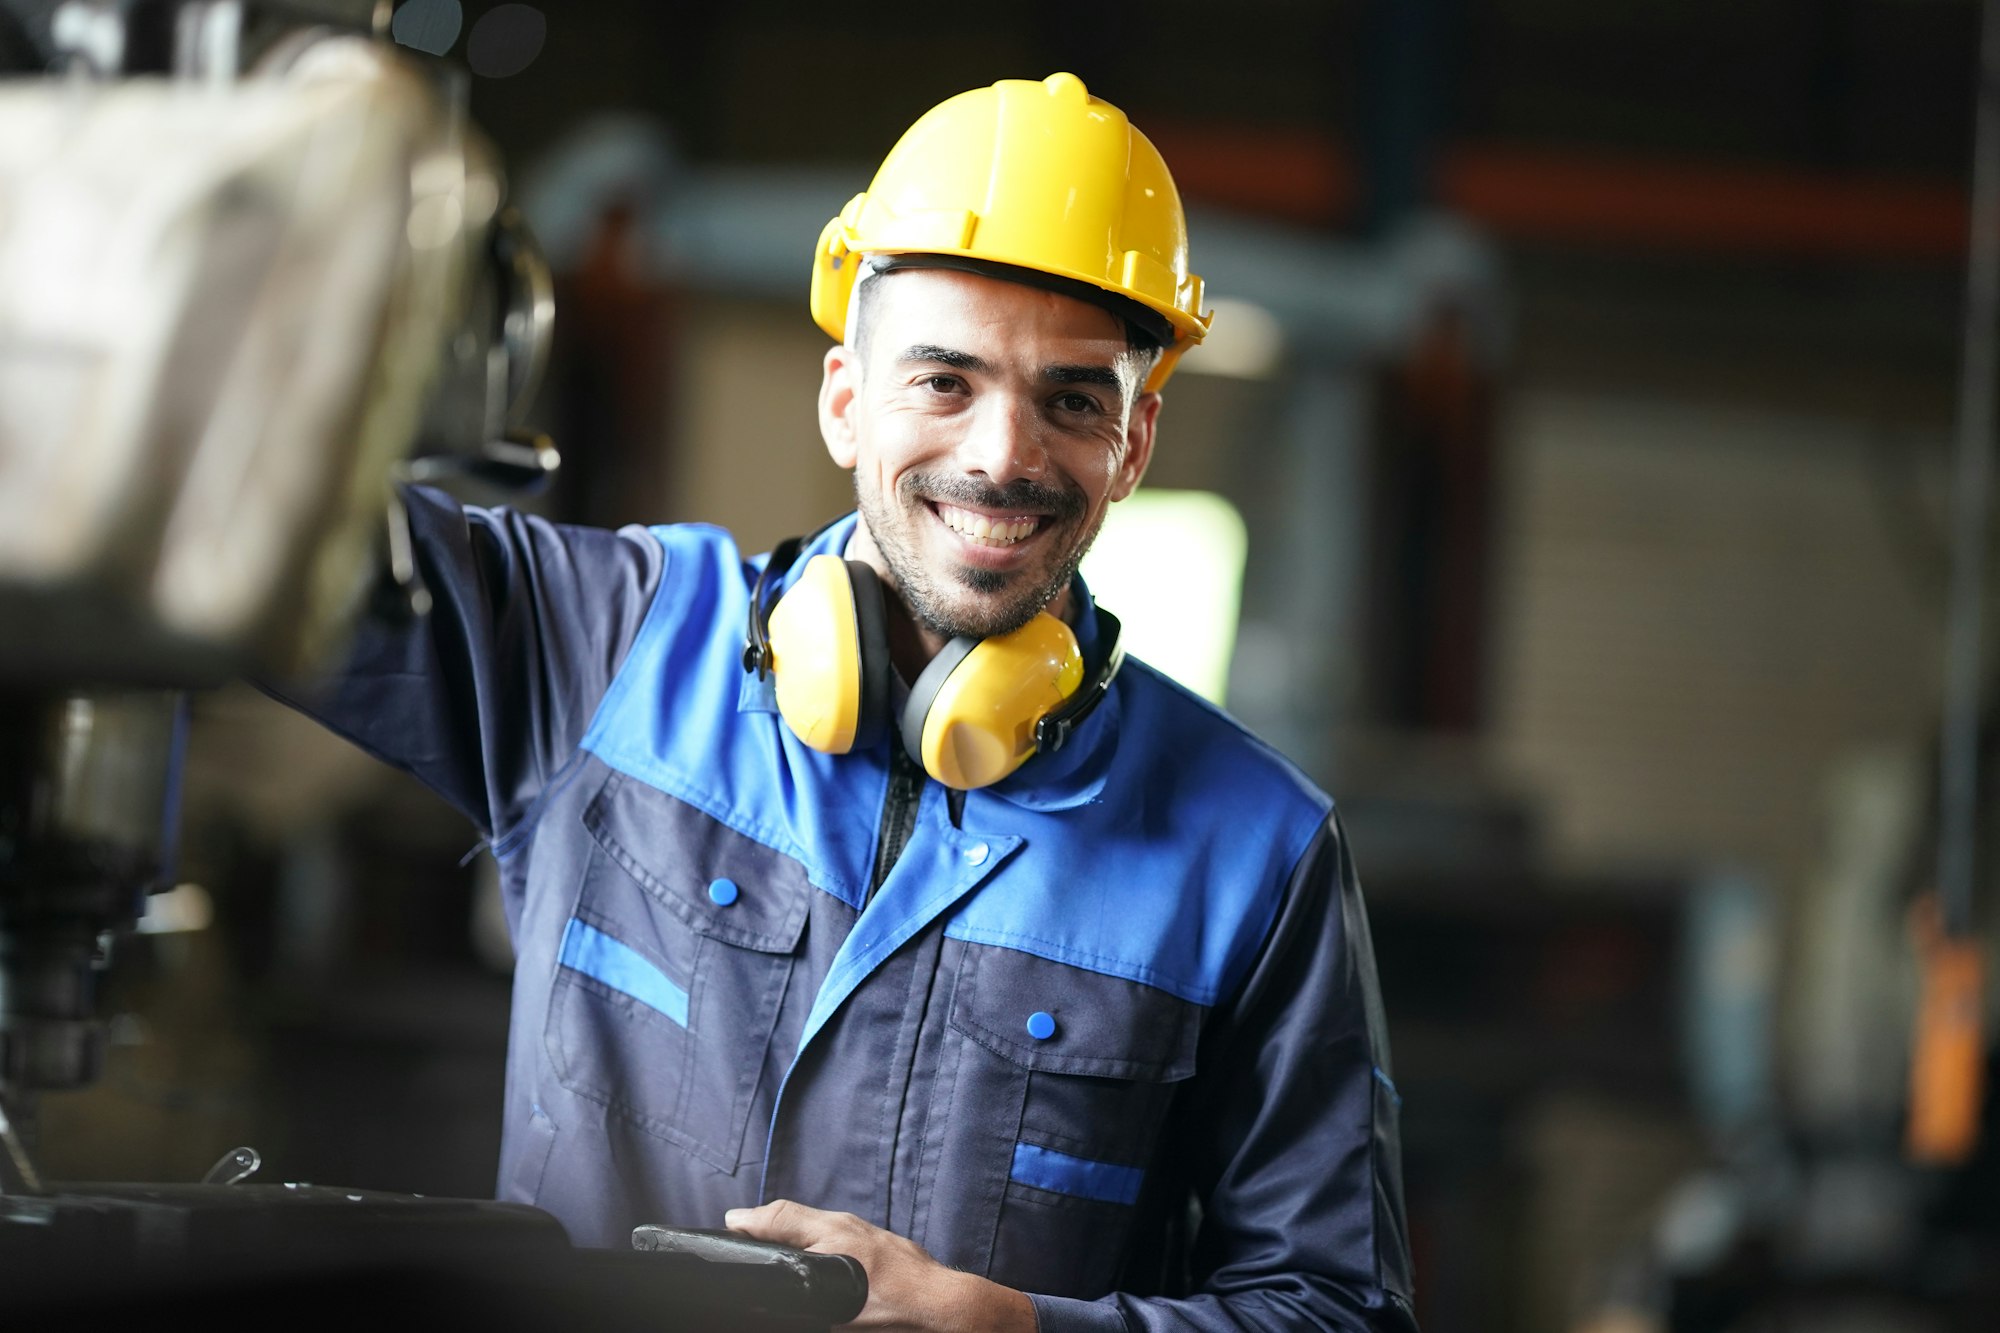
[558,917,689,1028]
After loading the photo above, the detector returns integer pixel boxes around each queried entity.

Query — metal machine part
[0,0,550,1181]
[0,0,556,1124]
[0,690,184,1105]
[0,1,547,686]
[9,1,391,79]
[0,1182,868,1331]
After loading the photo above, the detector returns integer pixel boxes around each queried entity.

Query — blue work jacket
[289,486,1417,1330]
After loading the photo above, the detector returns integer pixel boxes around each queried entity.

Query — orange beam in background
[1141,126,1358,226]
[1447,148,1968,261]
[1147,126,1969,261]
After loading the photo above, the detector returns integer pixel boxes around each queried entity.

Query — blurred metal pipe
[1356,0,1456,238]
[519,149,1504,366]
[1907,0,2000,1169]
[1940,0,2000,940]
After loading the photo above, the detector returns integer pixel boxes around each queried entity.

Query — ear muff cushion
[846,560,892,749]
[766,554,866,753]
[902,634,978,769]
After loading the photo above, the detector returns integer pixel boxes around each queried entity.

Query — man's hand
[725,1199,1036,1333]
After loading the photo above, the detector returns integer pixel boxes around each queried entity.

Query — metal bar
[1940,0,2000,940]
[0,1094,45,1194]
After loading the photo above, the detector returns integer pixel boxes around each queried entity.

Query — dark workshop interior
[3,2,1999,1329]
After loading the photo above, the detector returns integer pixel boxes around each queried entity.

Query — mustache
[901,472,1085,520]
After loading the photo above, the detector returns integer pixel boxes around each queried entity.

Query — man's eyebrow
[897,344,992,374]
[1044,364,1125,393]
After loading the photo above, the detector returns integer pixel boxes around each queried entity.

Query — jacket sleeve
[1028,816,1419,1332]
[265,483,667,842]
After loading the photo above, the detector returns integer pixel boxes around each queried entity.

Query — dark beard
[855,471,1095,641]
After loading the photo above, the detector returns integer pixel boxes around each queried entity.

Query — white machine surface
[0,14,510,682]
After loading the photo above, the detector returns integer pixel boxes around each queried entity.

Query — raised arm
[266,484,667,843]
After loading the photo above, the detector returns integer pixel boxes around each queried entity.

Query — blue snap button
[1026,1011,1057,1041]
[964,842,990,866]
[707,878,739,907]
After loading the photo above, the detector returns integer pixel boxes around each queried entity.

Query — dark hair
[852,255,1167,370]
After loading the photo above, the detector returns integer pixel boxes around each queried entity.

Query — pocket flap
[948,942,1201,1081]
[583,773,808,954]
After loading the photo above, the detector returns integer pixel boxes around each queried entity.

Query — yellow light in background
[1082,490,1248,706]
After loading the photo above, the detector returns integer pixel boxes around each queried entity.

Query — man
[289,73,1415,1330]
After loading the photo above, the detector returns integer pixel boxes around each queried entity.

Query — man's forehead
[868,266,1130,350]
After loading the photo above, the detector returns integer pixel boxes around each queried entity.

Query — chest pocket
[545,773,808,1174]
[931,941,1203,1297]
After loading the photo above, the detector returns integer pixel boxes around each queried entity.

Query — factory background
[25,2,2000,1328]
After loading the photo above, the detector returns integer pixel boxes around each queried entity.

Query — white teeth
[936,505,1039,548]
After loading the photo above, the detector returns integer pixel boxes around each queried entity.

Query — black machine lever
[375,432,563,624]
[401,431,562,495]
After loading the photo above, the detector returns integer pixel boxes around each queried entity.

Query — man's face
[818,267,1161,642]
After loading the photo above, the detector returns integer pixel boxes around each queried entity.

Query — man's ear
[819,344,861,469]
[1109,391,1162,502]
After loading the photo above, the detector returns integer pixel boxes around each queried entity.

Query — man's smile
[927,501,1048,549]
[917,498,1064,575]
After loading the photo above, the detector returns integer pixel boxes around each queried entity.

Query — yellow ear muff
[903,612,1085,790]
[766,554,869,752]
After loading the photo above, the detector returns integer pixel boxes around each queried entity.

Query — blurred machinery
[1564,5,2000,1329]
[0,0,543,1124]
[0,3,859,1325]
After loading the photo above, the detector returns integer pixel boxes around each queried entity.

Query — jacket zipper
[870,745,927,900]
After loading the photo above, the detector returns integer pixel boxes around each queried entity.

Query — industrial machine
[0,3,864,1324]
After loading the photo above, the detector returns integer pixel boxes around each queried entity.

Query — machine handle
[629,1224,867,1325]
[401,431,561,495]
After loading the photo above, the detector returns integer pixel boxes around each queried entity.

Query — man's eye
[923,375,962,394]
[1054,392,1099,415]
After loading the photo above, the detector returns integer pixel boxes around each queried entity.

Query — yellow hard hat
[809,72,1211,392]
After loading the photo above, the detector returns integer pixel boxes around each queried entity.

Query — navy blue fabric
[278,488,1418,1331]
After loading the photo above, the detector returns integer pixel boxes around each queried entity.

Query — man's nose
[956,393,1046,487]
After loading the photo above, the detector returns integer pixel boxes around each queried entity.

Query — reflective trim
[1009,1142,1143,1205]
[558,917,689,1028]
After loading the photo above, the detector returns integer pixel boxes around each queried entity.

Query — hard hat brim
[861,253,1177,350]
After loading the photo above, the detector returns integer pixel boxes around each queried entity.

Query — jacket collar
[739,512,1120,812]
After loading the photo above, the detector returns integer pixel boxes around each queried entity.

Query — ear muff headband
[742,536,804,679]
[1033,607,1122,755]
[901,634,980,764]
[846,559,892,747]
